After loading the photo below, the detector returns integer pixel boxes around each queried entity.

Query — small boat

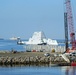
[10,37,20,41]
[17,40,25,45]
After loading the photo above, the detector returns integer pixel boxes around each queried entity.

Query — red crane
[65,0,76,52]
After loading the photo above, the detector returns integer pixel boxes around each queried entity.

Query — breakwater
[0,52,50,65]
[0,56,50,65]
[0,51,72,66]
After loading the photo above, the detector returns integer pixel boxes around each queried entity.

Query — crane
[64,12,68,51]
[65,0,76,52]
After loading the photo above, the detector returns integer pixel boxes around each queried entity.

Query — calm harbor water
[0,39,25,51]
[0,65,76,75]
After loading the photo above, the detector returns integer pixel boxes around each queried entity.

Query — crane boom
[65,0,76,50]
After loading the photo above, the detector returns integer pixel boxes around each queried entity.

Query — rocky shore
[0,51,73,66]
[0,51,50,65]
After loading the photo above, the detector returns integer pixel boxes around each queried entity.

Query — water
[0,65,76,75]
[0,39,25,51]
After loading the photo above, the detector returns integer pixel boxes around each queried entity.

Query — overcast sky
[0,0,76,39]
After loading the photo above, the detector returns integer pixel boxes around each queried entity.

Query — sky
[0,0,76,40]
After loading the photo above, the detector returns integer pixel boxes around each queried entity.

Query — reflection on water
[0,64,76,75]
[0,64,50,68]
[62,66,76,75]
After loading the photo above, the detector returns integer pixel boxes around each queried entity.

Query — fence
[25,44,65,52]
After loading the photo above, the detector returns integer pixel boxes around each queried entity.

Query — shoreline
[0,51,71,66]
